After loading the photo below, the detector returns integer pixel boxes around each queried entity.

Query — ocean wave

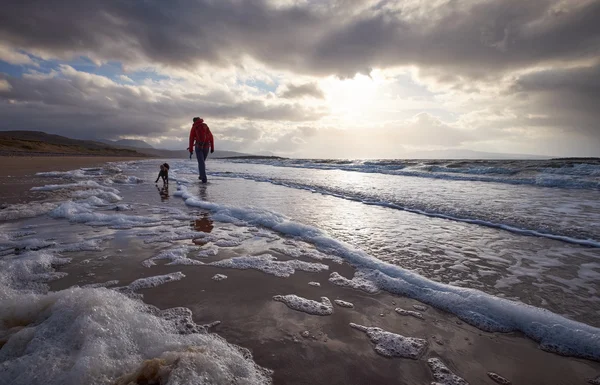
[225,159,600,190]
[174,183,600,361]
[209,172,600,248]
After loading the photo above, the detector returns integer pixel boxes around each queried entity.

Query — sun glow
[320,72,386,125]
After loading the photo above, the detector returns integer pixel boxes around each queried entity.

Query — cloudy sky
[1,0,599,157]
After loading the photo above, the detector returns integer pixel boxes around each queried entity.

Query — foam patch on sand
[0,250,70,299]
[328,272,379,294]
[141,229,215,244]
[209,255,328,277]
[350,323,428,359]
[50,201,160,229]
[212,274,227,281]
[273,295,333,315]
[272,246,343,264]
[36,169,88,178]
[82,280,120,289]
[487,372,511,385]
[71,189,123,203]
[31,180,120,193]
[117,272,186,292]
[142,246,203,267]
[0,202,58,221]
[588,376,600,385]
[334,299,354,308]
[36,166,123,179]
[107,174,144,184]
[198,246,219,258]
[395,308,424,320]
[427,358,469,385]
[0,288,271,385]
[308,281,320,287]
[175,183,600,360]
[214,238,243,247]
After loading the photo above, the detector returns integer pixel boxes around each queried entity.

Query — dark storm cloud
[0,71,325,139]
[280,83,325,99]
[1,0,599,77]
[510,64,600,137]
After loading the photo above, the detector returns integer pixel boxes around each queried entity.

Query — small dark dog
[155,163,170,184]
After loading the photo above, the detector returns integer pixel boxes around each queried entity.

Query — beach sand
[4,157,600,385]
[0,156,149,205]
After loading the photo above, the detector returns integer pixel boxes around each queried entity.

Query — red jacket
[189,119,214,151]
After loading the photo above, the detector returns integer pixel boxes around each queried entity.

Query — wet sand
[0,156,148,205]
[51,244,600,385]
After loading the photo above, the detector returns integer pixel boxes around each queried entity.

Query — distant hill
[0,131,149,157]
[0,130,265,159]
[98,138,155,149]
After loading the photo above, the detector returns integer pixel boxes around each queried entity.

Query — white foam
[2,237,57,254]
[413,304,428,311]
[197,246,219,258]
[0,202,57,221]
[212,274,228,281]
[31,180,119,193]
[333,299,354,308]
[350,323,428,359]
[106,174,144,184]
[82,280,120,289]
[272,246,343,264]
[0,287,271,384]
[174,183,600,360]
[36,169,87,178]
[329,272,379,294]
[118,272,186,292]
[209,255,328,278]
[273,295,333,315]
[0,250,70,299]
[427,357,469,385]
[142,246,203,267]
[214,238,243,247]
[50,201,160,229]
[308,281,320,287]
[395,308,424,320]
[71,189,122,203]
[487,372,511,385]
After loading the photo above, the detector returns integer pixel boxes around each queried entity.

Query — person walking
[188,117,214,183]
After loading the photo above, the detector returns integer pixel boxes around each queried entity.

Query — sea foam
[208,255,328,277]
[350,323,427,359]
[273,295,333,315]
[0,288,271,385]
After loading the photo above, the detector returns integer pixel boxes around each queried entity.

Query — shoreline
[0,156,149,205]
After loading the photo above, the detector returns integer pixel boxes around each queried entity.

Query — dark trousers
[195,145,210,182]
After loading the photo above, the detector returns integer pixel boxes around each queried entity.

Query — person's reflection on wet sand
[156,184,169,201]
[192,212,213,233]
[197,184,208,201]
